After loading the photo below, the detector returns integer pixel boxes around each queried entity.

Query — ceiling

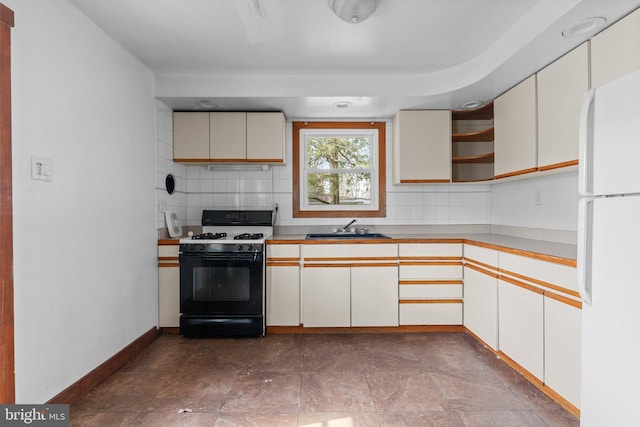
[69,0,640,119]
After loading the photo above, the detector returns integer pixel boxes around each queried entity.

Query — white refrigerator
[578,69,640,426]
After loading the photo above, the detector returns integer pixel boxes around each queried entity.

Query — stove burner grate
[234,233,264,240]
[192,232,227,240]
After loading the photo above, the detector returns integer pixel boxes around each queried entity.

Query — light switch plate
[31,157,53,181]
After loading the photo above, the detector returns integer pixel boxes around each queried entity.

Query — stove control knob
[237,244,245,252]
[198,244,206,251]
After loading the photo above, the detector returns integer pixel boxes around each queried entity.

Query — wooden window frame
[293,121,386,218]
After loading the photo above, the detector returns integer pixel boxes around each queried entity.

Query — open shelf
[452,102,494,182]
[452,152,494,164]
[452,127,494,143]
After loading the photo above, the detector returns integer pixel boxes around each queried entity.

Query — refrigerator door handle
[577,197,594,306]
[579,88,596,197]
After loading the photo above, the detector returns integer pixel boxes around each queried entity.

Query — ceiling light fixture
[461,101,482,110]
[196,100,216,109]
[334,101,352,108]
[562,17,606,38]
[328,0,381,24]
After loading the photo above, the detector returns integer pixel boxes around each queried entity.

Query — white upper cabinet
[591,8,640,88]
[393,110,452,184]
[537,43,589,171]
[173,112,209,161]
[209,112,247,160]
[173,112,286,164]
[247,112,285,162]
[494,75,537,179]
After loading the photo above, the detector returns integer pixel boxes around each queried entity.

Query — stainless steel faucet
[341,218,357,232]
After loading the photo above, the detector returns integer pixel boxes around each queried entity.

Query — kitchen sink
[305,232,391,240]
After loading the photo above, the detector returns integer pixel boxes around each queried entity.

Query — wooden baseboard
[159,327,180,334]
[267,325,465,334]
[47,327,160,405]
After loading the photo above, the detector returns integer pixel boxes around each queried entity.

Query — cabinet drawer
[399,263,462,280]
[158,244,179,259]
[464,244,498,267]
[399,243,462,258]
[499,252,577,292]
[267,244,300,259]
[399,283,462,299]
[399,301,462,325]
[303,243,397,260]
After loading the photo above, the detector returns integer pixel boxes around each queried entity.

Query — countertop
[266,233,577,265]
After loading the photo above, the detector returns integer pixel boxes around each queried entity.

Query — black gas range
[178,209,273,337]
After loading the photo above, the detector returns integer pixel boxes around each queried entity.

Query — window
[293,122,386,218]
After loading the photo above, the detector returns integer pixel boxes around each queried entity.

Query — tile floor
[71,332,579,426]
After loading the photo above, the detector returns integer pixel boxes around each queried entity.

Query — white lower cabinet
[351,265,399,327]
[301,243,398,328]
[463,265,498,350]
[158,243,180,328]
[498,279,545,380]
[266,244,300,326]
[398,243,463,325]
[302,265,351,327]
[158,265,180,327]
[544,294,581,408]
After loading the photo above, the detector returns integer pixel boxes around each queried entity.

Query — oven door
[179,251,264,316]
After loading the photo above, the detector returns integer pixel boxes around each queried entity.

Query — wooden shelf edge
[452,127,494,142]
[452,102,494,120]
[452,152,494,164]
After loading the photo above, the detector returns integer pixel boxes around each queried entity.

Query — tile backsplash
[154,100,492,230]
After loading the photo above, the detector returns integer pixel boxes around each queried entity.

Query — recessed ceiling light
[461,101,482,110]
[562,17,606,38]
[196,100,216,109]
[334,101,352,109]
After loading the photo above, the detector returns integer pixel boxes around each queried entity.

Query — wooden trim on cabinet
[47,327,160,405]
[465,263,500,279]
[399,299,463,304]
[159,262,179,268]
[499,268,580,298]
[463,257,498,272]
[303,263,350,268]
[158,256,179,261]
[350,262,399,268]
[399,179,450,184]
[304,257,397,262]
[494,167,538,180]
[399,280,463,285]
[538,159,578,171]
[399,256,463,261]
[158,239,180,246]
[499,275,545,295]
[0,2,14,404]
[266,262,300,267]
[266,257,300,262]
[497,350,544,388]
[267,325,466,334]
[399,261,462,267]
[545,290,582,309]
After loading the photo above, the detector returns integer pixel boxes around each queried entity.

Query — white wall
[8,0,157,403]
[155,118,492,229]
[491,171,579,231]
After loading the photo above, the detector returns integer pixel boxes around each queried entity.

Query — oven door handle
[181,253,262,262]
